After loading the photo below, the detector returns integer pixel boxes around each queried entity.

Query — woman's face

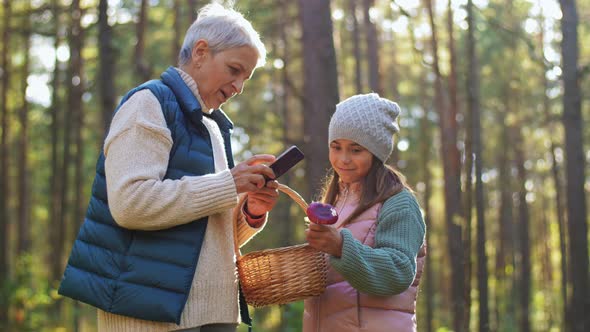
[191,41,258,110]
[329,139,373,184]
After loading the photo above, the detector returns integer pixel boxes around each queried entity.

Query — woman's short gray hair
[179,3,266,68]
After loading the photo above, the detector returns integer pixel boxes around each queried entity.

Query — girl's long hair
[320,156,410,226]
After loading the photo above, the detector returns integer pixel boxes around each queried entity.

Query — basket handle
[277,183,309,211]
[232,184,309,258]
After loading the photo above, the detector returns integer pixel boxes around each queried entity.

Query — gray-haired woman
[58,3,276,332]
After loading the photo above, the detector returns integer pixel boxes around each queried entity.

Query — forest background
[0,0,589,331]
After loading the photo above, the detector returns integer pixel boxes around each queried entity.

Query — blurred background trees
[0,0,589,331]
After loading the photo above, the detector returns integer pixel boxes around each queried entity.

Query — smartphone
[267,146,305,180]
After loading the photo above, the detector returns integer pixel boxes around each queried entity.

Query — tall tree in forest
[411,27,434,332]
[466,0,488,330]
[495,98,516,331]
[278,0,294,154]
[135,0,151,82]
[383,5,400,102]
[490,4,519,330]
[551,139,569,329]
[68,2,85,328]
[559,1,590,331]
[274,4,301,329]
[424,0,465,329]
[56,0,83,282]
[0,0,11,325]
[69,0,85,239]
[49,0,64,283]
[17,5,31,255]
[98,0,115,135]
[448,0,474,328]
[512,124,531,332]
[297,0,339,197]
[361,0,381,94]
[172,0,182,64]
[537,8,568,329]
[188,0,199,23]
[420,107,434,332]
[348,0,362,94]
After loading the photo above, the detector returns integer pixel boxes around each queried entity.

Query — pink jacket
[303,188,426,332]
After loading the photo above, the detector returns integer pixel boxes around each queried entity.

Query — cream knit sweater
[98,68,264,331]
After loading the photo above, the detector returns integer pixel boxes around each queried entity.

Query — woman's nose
[232,79,245,95]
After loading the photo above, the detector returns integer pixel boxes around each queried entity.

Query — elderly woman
[58,3,276,332]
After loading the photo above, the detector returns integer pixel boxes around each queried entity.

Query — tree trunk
[424,0,465,330]
[559,1,590,331]
[57,0,77,284]
[362,0,380,94]
[421,117,434,332]
[297,0,339,198]
[0,0,11,325]
[48,0,65,282]
[172,0,182,64]
[466,1,488,330]
[49,0,64,283]
[538,9,569,328]
[462,38,475,332]
[276,7,297,329]
[512,125,530,332]
[348,0,362,94]
[495,109,515,331]
[69,4,85,329]
[135,0,151,82]
[540,195,556,326]
[188,0,198,23]
[409,18,433,330]
[17,10,31,255]
[98,0,115,136]
[450,1,473,329]
[69,0,85,241]
[419,69,434,332]
[551,142,569,330]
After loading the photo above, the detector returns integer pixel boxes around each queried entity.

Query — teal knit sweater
[330,189,426,296]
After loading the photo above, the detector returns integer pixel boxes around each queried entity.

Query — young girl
[304,93,427,332]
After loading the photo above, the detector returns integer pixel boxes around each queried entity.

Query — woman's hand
[232,154,280,216]
[306,224,344,257]
[231,154,276,193]
[245,180,279,216]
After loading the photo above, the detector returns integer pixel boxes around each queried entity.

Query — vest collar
[160,66,233,133]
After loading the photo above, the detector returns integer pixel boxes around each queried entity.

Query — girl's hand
[306,223,344,257]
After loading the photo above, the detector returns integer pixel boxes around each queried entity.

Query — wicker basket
[233,184,328,307]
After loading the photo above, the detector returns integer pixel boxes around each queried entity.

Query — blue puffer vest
[58,67,236,324]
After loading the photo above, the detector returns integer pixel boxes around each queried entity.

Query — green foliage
[4,254,57,332]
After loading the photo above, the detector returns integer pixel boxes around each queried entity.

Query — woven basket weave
[233,184,328,307]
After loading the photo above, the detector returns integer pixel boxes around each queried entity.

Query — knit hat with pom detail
[329,93,400,163]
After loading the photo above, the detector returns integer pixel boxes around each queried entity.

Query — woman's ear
[191,39,209,67]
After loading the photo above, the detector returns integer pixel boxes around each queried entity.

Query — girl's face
[329,139,373,184]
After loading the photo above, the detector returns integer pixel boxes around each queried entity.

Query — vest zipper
[336,186,350,227]
[356,290,362,328]
[315,297,321,332]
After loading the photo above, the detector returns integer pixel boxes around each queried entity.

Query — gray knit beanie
[329,93,400,163]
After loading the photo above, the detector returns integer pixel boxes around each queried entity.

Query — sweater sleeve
[329,191,426,296]
[104,89,239,231]
[233,194,268,247]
